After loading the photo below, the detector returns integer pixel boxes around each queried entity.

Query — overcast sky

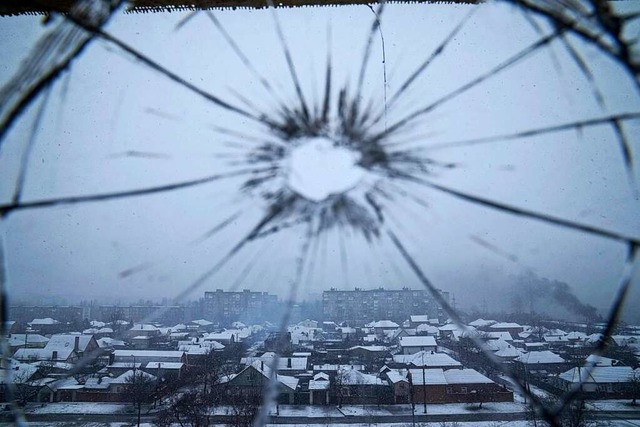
[1,2,639,321]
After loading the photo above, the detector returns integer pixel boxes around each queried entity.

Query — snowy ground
[24,402,129,414]
[334,402,527,416]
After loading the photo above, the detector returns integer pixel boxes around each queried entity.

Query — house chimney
[261,361,264,371]
[287,358,292,368]
[74,336,80,351]
[52,350,58,360]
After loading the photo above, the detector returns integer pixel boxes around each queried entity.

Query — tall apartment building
[203,289,278,324]
[322,287,447,325]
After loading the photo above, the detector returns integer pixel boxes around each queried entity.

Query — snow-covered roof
[33,360,74,370]
[84,377,112,389]
[246,360,299,391]
[385,369,409,384]
[490,322,522,329]
[484,338,512,352]
[7,334,49,347]
[169,332,190,338]
[90,321,106,328]
[444,369,493,384]
[399,336,437,348]
[586,333,605,344]
[205,331,237,341]
[111,369,157,384]
[586,354,623,367]
[97,337,126,348]
[191,319,214,326]
[337,368,385,386]
[468,319,497,328]
[416,324,439,334]
[225,328,251,339]
[13,347,73,362]
[486,331,513,341]
[393,351,461,368]
[309,372,330,390]
[408,368,447,385]
[0,361,39,384]
[372,320,399,328]
[47,334,94,352]
[113,350,184,359]
[107,362,144,369]
[611,335,640,347]
[543,335,570,343]
[29,318,60,325]
[144,362,184,370]
[515,351,565,364]
[559,366,636,384]
[495,346,524,358]
[47,377,82,390]
[348,345,388,353]
[241,353,308,371]
[130,323,159,331]
[179,345,209,355]
[410,315,430,323]
[565,331,588,340]
[409,368,494,386]
[313,364,364,372]
[438,324,461,331]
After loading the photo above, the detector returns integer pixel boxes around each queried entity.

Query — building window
[446,387,453,394]
[461,387,468,393]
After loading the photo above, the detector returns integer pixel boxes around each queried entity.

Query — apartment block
[322,287,446,325]
[203,289,278,324]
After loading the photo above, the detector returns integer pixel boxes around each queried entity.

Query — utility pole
[421,352,427,414]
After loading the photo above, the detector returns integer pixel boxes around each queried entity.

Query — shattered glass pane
[1,0,639,425]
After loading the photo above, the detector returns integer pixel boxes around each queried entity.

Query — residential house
[555,365,638,397]
[7,334,49,355]
[409,368,513,404]
[371,320,400,339]
[308,372,330,405]
[223,360,299,404]
[46,334,99,358]
[333,366,390,405]
[27,318,64,335]
[409,315,429,328]
[111,350,187,368]
[514,351,568,376]
[347,345,389,364]
[489,322,524,337]
[241,352,309,375]
[399,336,437,355]
[468,319,497,329]
[392,350,462,369]
[74,370,157,402]
[381,368,411,403]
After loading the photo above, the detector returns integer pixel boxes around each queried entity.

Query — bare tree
[629,371,640,406]
[156,390,212,427]
[125,370,156,427]
[227,391,260,427]
[11,369,39,406]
